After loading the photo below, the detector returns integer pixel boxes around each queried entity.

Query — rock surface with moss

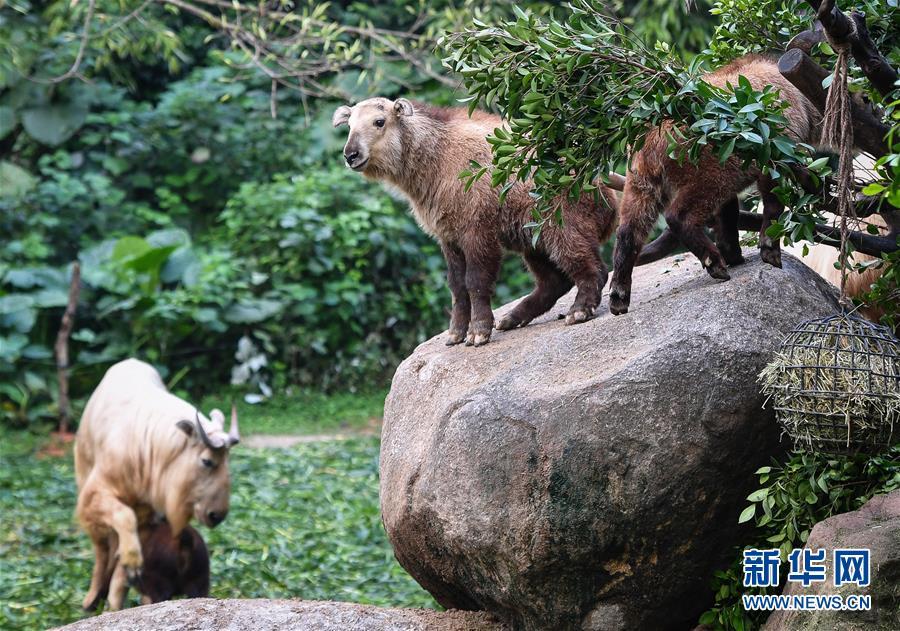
[380,251,841,630]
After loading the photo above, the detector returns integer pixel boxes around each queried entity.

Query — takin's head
[332,97,414,175]
[169,407,239,532]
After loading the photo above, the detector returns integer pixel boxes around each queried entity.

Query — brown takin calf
[102,520,210,609]
[333,97,617,346]
[609,54,821,315]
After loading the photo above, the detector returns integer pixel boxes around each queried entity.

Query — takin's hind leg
[715,196,745,267]
[664,190,731,281]
[549,243,603,325]
[496,252,573,330]
[82,535,113,611]
[78,483,143,609]
[609,183,660,315]
[758,175,784,268]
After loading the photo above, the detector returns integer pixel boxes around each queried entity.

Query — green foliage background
[0,1,544,425]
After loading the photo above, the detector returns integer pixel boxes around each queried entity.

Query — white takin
[74,358,238,611]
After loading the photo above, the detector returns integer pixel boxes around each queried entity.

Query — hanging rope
[820,19,857,308]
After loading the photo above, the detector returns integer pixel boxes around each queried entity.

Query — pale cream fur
[74,358,234,611]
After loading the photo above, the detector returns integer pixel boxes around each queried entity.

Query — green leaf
[20,103,88,146]
[747,488,768,502]
[0,105,17,140]
[718,136,736,163]
[807,156,830,172]
[738,504,756,523]
[862,182,886,196]
[111,236,151,262]
[224,298,284,324]
[0,161,36,199]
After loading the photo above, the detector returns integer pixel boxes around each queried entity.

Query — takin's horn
[195,410,225,450]
[228,404,240,447]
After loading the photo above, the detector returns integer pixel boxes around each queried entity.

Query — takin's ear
[394,98,414,117]
[176,419,195,438]
[332,105,352,127]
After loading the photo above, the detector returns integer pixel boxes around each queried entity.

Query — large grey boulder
[764,490,900,631]
[53,599,507,631]
[381,251,841,630]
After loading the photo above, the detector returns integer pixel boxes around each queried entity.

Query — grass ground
[0,391,436,631]
[198,388,389,436]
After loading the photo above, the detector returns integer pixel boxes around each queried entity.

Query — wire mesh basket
[759,314,900,455]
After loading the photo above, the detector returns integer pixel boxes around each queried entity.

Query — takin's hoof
[82,590,102,612]
[608,292,630,316]
[705,263,731,281]
[564,308,594,326]
[465,327,492,346]
[495,315,522,331]
[723,251,746,267]
[119,549,143,585]
[760,248,782,269]
[445,330,467,345]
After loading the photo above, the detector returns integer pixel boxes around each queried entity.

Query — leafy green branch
[441,1,822,236]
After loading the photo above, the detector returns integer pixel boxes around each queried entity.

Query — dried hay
[759,314,900,453]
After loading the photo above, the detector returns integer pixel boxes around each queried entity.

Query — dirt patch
[244,417,382,448]
[35,431,76,459]
[244,429,380,449]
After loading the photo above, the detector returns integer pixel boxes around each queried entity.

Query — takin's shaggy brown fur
[333,97,618,346]
[101,519,210,609]
[609,54,821,315]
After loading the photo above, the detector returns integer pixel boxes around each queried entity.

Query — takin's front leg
[496,252,573,330]
[78,484,143,611]
[81,535,113,611]
[664,189,731,281]
[441,242,471,345]
[461,236,501,346]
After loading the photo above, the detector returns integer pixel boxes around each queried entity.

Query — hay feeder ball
[760,314,900,454]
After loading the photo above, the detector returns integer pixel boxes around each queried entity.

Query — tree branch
[778,48,889,156]
[55,262,81,435]
[36,0,96,84]
[736,211,898,257]
[807,0,899,97]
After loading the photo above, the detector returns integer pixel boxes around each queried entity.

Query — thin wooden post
[55,262,80,434]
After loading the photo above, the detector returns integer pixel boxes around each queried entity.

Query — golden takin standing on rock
[333,97,618,346]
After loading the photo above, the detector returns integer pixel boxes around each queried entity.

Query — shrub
[219,165,531,389]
